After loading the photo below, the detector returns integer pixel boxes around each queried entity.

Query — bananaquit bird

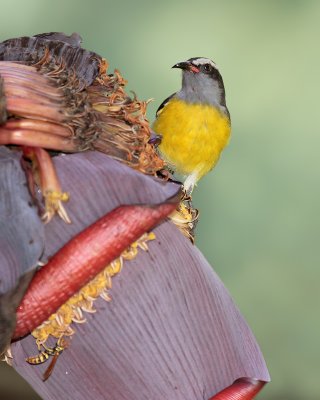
[152,57,231,193]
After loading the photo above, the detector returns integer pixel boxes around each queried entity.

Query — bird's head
[172,57,218,76]
[173,57,227,110]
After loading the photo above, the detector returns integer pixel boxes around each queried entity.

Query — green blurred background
[1,0,319,398]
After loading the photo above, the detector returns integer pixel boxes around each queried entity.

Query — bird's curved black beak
[172,61,200,73]
[172,61,190,70]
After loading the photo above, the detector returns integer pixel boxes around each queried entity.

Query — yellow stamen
[29,232,156,348]
[42,190,71,224]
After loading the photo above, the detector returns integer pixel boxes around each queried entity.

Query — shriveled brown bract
[0,33,169,224]
[0,33,163,173]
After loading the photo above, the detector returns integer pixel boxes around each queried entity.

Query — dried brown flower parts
[0,34,164,222]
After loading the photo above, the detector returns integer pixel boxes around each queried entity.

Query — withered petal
[0,35,101,88]
[33,32,83,47]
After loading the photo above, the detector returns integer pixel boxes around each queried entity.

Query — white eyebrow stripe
[191,58,218,69]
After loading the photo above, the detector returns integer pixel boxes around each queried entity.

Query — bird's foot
[148,130,162,147]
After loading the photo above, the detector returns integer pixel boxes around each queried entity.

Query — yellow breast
[152,98,231,181]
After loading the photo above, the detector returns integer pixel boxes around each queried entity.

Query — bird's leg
[183,171,198,195]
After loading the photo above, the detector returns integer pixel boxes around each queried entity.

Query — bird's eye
[203,63,212,73]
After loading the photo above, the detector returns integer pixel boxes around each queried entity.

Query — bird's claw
[148,131,162,146]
